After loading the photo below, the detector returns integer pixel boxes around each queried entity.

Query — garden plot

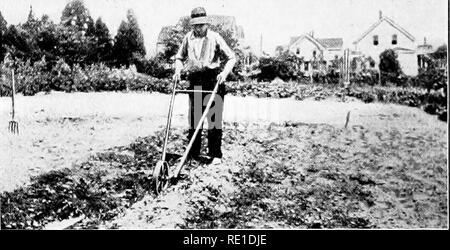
[1,90,415,192]
[103,122,447,229]
[0,91,447,229]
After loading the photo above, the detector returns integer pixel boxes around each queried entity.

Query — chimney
[424,37,427,45]
[310,30,314,38]
[379,10,382,20]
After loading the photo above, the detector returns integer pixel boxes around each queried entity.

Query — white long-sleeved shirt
[175,29,236,76]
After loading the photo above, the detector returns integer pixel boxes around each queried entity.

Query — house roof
[392,47,416,54]
[289,36,302,46]
[353,16,415,44]
[289,35,343,51]
[316,38,343,49]
[393,47,414,51]
[290,34,326,51]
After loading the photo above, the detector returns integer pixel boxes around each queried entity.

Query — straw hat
[189,7,210,25]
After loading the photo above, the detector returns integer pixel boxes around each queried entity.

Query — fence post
[378,62,382,85]
[343,48,350,87]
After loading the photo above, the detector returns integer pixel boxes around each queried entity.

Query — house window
[304,62,309,71]
[296,48,300,55]
[392,34,397,45]
[368,57,376,68]
[373,35,379,46]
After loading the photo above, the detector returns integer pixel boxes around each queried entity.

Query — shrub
[0,64,11,96]
[379,49,402,85]
[324,70,340,84]
[0,57,176,95]
[414,67,447,92]
[134,56,172,79]
[256,54,303,82]
[16,58,51,96]
[351,69,379,86]
[84,63,112,91]
[50,59,72,91]
[1,56,51,96]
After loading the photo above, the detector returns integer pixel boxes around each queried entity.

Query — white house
[288,32,343,73]
[353,11,418,76]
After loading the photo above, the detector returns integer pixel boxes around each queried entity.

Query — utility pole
[260,34,263,56]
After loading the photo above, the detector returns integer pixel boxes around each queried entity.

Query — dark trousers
[187,68,226,158]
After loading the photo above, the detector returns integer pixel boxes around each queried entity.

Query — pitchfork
[8,69,19,134]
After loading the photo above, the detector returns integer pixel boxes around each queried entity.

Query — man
[173,7,236,165]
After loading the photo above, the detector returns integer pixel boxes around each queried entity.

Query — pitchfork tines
[9,120,19,134]
[8,69,19,134]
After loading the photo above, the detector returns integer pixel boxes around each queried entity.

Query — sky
[0,0,448,56]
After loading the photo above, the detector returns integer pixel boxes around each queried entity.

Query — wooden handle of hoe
[11,69,16,120]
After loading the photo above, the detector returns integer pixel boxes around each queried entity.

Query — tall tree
[2,25,32,61]
[61,0,94,34]
[90,17,113,63]
[0,11,8,60]
[158,16,191,62]
[113,20,129,66]
[158,26,185,62]
[0,11,6,32]
[35,15,60,66]
[19,6,43,62]
[59,0,96,65]
[22,6,39,35]
[125,9,146,57]
[113,9,146,66]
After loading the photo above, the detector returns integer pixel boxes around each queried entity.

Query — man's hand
[216,72,228,84]
[173,72,181,82]
[173,59,183,82]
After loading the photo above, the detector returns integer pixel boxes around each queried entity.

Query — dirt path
[1,91,444,193]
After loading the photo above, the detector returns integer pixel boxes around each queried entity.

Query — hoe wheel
[153,161,169,195]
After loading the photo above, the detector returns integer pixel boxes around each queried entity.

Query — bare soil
[0,91,447,229]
